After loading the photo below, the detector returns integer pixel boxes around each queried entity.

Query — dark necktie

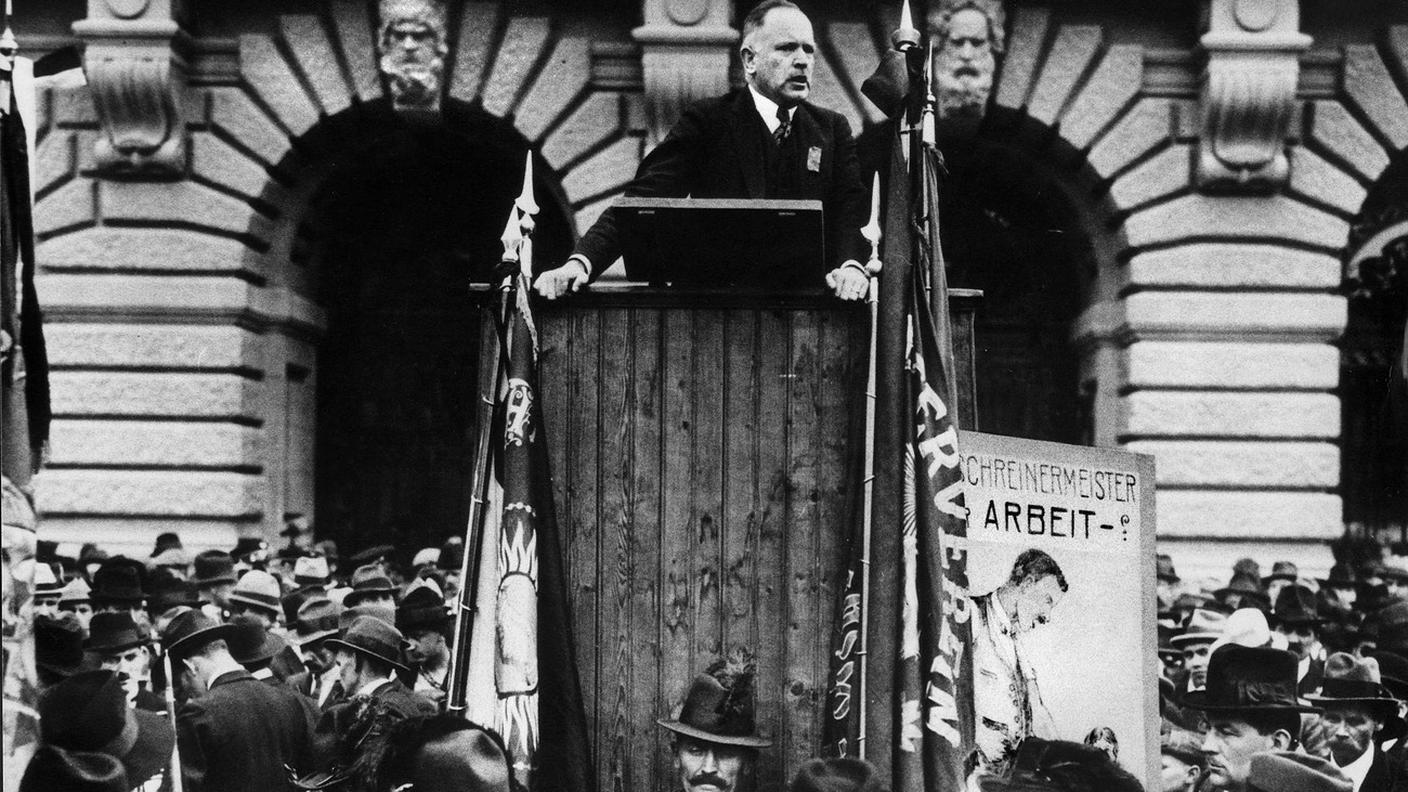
[774,106,791,145]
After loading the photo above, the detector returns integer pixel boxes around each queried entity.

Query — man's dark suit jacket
[573,88,868,282]
[176,669,318,792]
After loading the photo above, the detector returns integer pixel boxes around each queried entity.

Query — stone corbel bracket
[1197,0,1311,193]
[634,0,737,145]
[73,7,189,178]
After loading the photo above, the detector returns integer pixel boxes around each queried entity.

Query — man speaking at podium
[534,0,870,301]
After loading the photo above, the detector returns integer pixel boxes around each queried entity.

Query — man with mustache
[1305,653,1408,792]
[969,548,1068,777]
[658,656,771,792]
[534,0,869,302]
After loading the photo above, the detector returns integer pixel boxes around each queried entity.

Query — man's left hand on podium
[826,261,869,301]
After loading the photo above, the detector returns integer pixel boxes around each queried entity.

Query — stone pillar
[1196,0,1311,192]
[633,0,736,145]
[72,0,189,176]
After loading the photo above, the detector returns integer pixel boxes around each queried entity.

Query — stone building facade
[17,0,1408,579]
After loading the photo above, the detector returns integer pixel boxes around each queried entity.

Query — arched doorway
[297,99,574,555]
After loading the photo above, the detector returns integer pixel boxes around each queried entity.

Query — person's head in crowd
[1082,726,1118,763]
[1184,645,1320,792]
[78,543,109,583]
[149,546,191,581]
[1160,724,1206,792]
[34,611,92,690]
[231,536,270,573]
[397,578,453,671]
[739,0,815,112]
[327,615,411,697]
[1215,572,1270,614]
[974,738,1143,792]
[412,547,440,573]
[659,653,770,792]
[314,540,341,578]
[1368,650,1408,738]
[226,612,287,678]
[1369,601,1408,657]
[228,569,283,627]
[1262,561,1299,606]
[32,561,64,617]
[1157,624,1184,680]
[1210,608,1286,654]
[1359,560,1386,589]
[161,609,239,698]
[345,563,400,609]
[147,568,200,620]
[1305,652,1401,771]
[377,715,515,792]
[293,597,342,675]
[1171,608,1227,690]
[787,757,885,792]
[1318,563,1359,613]
[149,531,182,560]
[1382,565,1408,605]
[89,557,150,630]
[995,549,1068,635]
[86,612,153,705]
[1156,553,1181,612]
[1245,751,1350,792]
[192,549,238,610]
[292,554,331,593]
[22,670,174,792]
[57,575,94,629]
[1272,585,1325,662]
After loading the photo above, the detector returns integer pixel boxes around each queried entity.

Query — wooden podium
[477,284,979,792]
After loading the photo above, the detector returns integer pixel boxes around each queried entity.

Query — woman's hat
[324,615,411,674]
[1182,644,1321,713]
[37,670,175,788]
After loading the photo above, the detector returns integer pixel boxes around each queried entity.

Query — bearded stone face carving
[377,0,448,113]
[929,0,1005,121]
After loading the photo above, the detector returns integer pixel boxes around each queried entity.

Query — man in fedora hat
[87,611,164,712]
[658,654,770,792]
[57,574,93,630]
[397,578,453,703]
[90,556,150,628]
[1172,608,1229,698]
[1306,653,1408,791]
[1263,561,1301,606]
[228,568,283,628]
[1272,584,1328,694]
[162,609,317,792]
[288,597,343,705]
[33,611,92,690]
[343,563,399,609]
[1159,553,1183,612]
[301,616,435,791]
[20,669,175,792]
[1184,644,1321,791]
[1215,572,1271,614]
[1246,752,1351,792]
[192,550,237,619]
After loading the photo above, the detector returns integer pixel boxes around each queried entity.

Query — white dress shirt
[1336,744,1376,792]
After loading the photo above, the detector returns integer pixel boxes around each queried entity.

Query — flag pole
[162,649,186,792]
[446,205,521,716]
[856,171,883,759]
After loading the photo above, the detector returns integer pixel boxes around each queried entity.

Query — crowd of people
[1155,552,1408,792]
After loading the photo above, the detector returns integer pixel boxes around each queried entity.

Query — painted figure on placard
[968,548,1068,777]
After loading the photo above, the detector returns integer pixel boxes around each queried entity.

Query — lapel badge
[807,146,822,172]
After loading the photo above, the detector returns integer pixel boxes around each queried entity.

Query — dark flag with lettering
[463,273,597,792]
[822,125,974,789]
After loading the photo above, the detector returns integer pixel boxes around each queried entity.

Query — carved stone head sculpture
[928,0,1006,121]
[377,0,449,113]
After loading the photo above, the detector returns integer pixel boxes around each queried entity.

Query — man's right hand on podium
[533,256,590,300]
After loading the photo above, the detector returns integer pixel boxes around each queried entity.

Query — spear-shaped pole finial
[860,171,883,277]
[500,205,523,268]
[515,151,539,236]
[1,0,18,63]
[891,0,920,52]
[921,36,937,146]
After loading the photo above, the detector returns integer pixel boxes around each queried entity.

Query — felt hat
[976,738,1142,792]
[412,547,441,568]
[382,717,514,792]
[1156,554,1180,584]
[149,532,183,558]
[788,758,886,792]
[35,612,90,680]
[344,564,398,607]
[1368,650,1408,700]
[227,614,287,666]
[1247,751,1351,792]
[229,569,282,615]
[38,670,175,789]
[85,612,149,654]
[149,547,191,571]
[34,562,64,596]
[1263,561,1300,585]
[339,602,397,632]
[294,597,343,645]
[325,615,411,674]
[58,576,92,606]
[1159,723,1207,769]
[231,536,269,561]
[1170,608,1227,647]
[1374,602,1408,653]
[1171,592,1226,615]
[1305,652,1402,720]
[19,745,130,792]
[397,579,451,633]
[658,664,772,748]
[1210,608,1287,653]
[1182,644,1320,713]
[1273,584,1325,627]
[148,576,202,615]
[90,558,147,604]
[192,550,237,587]
[1319,562,1358,588]
[438,537,463,571]
[282,590,309,627]
[293,555,331,587]
[1215,572,1271,610]
[350,544,396,567]
[161,609,237,658]
[79,543,109,567]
